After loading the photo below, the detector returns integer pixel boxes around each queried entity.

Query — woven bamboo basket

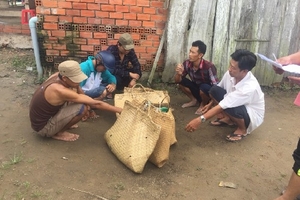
[104,100,161,173]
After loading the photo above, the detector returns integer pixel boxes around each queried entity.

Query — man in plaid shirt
[175,40,218,115]
[107,33,142,91]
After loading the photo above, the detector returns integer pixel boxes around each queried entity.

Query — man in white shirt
[185,49,265,142]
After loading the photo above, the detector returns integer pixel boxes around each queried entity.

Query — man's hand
[129,72,140,80]
[273,55,293,75]
[128,79,137,88]
[277,56,292,66]
[76,86,85,94]
[201,101,213,114]
[106,84,116,93]
[272,66,285,75]
[185,117,201,132]
[175,63,184,75]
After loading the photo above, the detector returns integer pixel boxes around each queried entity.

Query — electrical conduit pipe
[29,16,43,79]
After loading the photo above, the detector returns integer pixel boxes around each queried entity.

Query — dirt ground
[1,48,300,200]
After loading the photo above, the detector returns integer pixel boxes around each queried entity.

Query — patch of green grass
[14,191,24,200]
[10,153,22,165]
[8,181,50,200]
[196,167,202,171]
[30,189,45,198]
[1,161,11,169]
[55,189,63,195]
[114,182,125,191]
[27,158,36,163]
[22,181,31,190]
[20,139,27,145]
[2,139,13,144]
[11,55,35,72]
[1,153,23,169]
[219,171,229,179]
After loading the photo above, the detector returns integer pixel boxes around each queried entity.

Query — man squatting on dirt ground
[80,50,117,101]
[106,33,142,90]
[29,60,122,142]
[174,40,218,115]
[185,49,265,142]
[272,50,300,200]
[79,51,117,121]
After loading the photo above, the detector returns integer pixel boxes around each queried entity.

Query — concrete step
[0,7,23,17]
[0,16,21,25]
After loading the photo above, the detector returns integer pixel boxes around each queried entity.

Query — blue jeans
[84,83,107,98]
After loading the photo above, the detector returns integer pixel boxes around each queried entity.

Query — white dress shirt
[218,71,265,134]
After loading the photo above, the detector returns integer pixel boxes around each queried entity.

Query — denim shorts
[84,83,108,98]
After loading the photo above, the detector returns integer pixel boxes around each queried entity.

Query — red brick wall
[35,0,168,72]
[0,24,30,35]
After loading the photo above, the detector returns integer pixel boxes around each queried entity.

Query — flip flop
[210,119,236,127]
[226,132,248,142]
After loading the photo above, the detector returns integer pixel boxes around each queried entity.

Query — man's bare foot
[52,131,79,141]
[182,100,197,108]
[81,110,99,122]
[89,110,99,119]
[70,124,79,129]
[106,93,113,99]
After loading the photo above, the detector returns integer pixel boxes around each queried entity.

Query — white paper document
[256,53,300,74]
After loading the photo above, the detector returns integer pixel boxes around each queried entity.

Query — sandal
[226,132,248,142]
[210,119,236,127]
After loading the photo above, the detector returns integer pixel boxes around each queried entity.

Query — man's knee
[79,105,89,117]
[209,85,226,102]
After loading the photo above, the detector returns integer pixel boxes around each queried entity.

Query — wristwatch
[200,115,206,123]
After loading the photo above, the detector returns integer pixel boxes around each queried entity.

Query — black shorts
[292,138,300,176]
[209,85,250,128]
[180,77,212,103]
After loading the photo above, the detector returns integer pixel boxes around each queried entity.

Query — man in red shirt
[174,40,218,115]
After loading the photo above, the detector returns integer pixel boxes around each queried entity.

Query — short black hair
[192,40,206,54]
[230,49,257,71]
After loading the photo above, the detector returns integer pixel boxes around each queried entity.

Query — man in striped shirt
[175,40,218,115]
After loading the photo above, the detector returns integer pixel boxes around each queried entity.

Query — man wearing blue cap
[80,51,117,100]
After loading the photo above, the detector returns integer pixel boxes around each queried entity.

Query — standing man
[29,60,122,142]
[174,40,218,115]
[185,49,265,142]
[107,33,142,90]
[272,50,300,200]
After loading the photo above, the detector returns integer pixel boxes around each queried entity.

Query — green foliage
[1,152,22,169]
[11,55,36,72]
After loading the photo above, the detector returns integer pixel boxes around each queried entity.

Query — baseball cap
[118,33,134,50]
[95,51,115,73]
[58,60,87,83]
